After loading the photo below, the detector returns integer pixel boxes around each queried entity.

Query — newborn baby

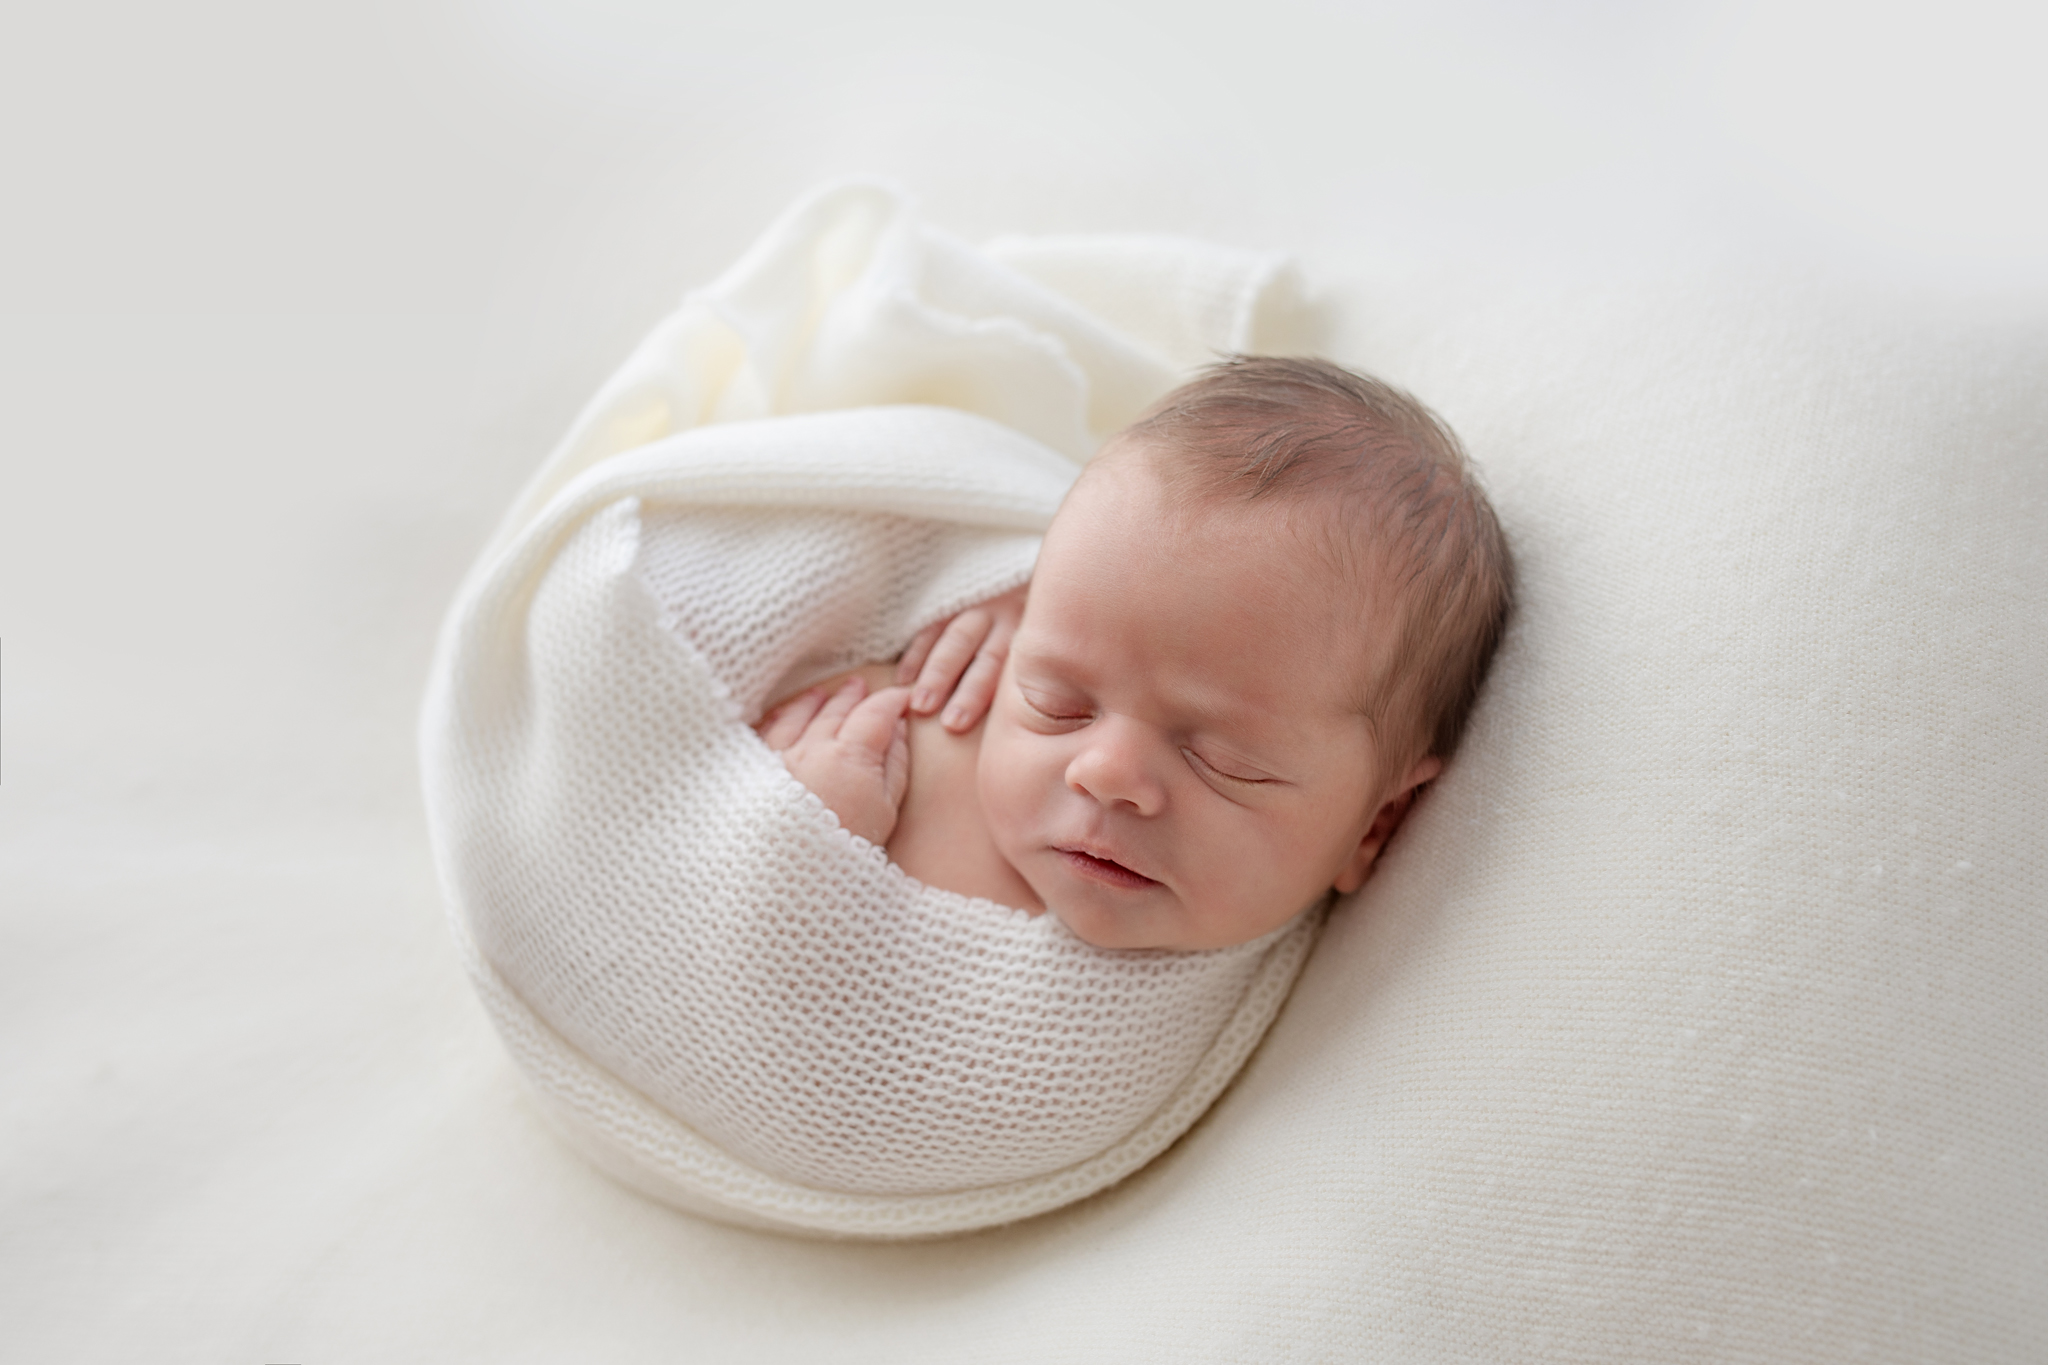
[759,357,1512,951]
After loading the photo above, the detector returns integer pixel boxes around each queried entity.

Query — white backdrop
[4,2,2044,1360]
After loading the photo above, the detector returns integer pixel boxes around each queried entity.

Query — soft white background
[3,1,2043,1359]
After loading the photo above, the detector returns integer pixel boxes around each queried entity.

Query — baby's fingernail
[943,705,965,727]
[912,689,935,712]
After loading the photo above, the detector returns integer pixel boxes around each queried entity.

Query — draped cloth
[419,183,1321,1236]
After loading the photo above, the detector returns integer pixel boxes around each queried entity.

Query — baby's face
[977,449,1410,951]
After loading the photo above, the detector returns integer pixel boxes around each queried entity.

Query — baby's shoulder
[890,708,1043,914]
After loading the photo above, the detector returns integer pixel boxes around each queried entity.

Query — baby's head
[977,357,1512,950]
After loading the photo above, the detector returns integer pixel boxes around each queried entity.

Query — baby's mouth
[1055,846,1159,890]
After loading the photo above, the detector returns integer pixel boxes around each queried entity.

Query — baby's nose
[1064,719,1166,816]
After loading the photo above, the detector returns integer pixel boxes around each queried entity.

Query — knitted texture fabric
[420,185,1320,1237]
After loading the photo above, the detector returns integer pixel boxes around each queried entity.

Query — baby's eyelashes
[1180,747,1275,787]
[1016,682,1278,786]
[1019,689,1091,724]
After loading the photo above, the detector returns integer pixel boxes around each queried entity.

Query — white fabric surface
[7,4,2047,1360]
[422,193,1320,1229]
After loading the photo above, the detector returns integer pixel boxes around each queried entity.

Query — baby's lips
[1055,844,1161,889]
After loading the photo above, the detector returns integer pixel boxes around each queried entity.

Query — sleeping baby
[758,356,1513,950]
[426,196,1515,1232]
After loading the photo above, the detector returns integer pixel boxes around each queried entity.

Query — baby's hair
[1119,356,1513,771]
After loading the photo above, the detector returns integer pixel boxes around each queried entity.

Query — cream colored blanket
[419,184,1317,1236]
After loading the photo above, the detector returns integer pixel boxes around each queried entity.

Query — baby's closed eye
[1019,685,1091,724]
[1181,747,1276,786]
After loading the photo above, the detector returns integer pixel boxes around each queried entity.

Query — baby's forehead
[1104,442,1414,617]
[1051,459,1412,709]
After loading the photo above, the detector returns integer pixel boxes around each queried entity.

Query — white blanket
[15,9,2048,1355]
[419,184,1319,1236]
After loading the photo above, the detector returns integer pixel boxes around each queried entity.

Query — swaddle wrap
[421,183,1321,1238]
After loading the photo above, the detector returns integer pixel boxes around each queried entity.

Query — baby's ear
[1332,755,1444,894]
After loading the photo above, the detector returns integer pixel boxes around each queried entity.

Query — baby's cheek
[973,722,1034,848]
[1206,819,1326,925]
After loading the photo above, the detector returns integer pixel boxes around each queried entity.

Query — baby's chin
[1041,896,1266,953]
[1047,905,1171,951]
[1044,878,1329,951]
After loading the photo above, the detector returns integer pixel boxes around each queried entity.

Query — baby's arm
[757,675,912,846]
[894,584,1026,733]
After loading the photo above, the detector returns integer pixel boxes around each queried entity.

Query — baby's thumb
[840,684,912,757]
[885,717,911,808]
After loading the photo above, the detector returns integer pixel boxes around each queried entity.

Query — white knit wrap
[420,184,1322,1237]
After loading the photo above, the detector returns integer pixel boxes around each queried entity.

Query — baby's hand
[895,583,1027,733]
[757,676,912,846]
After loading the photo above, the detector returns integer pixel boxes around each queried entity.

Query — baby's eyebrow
[1008,655,1086,698]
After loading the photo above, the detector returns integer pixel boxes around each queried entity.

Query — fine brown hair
[1120,356,1513,772]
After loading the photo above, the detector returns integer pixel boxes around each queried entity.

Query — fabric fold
[421,184,1319,1237]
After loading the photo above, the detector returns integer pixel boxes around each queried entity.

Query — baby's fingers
[906,610,994,715]
[941,647,1007,732]
[895,620,944,687]
[757,686,827,750]
[935,594,1019,731]
[883,713,911,808]
[837,684,913,758]
[801,675,869,741]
